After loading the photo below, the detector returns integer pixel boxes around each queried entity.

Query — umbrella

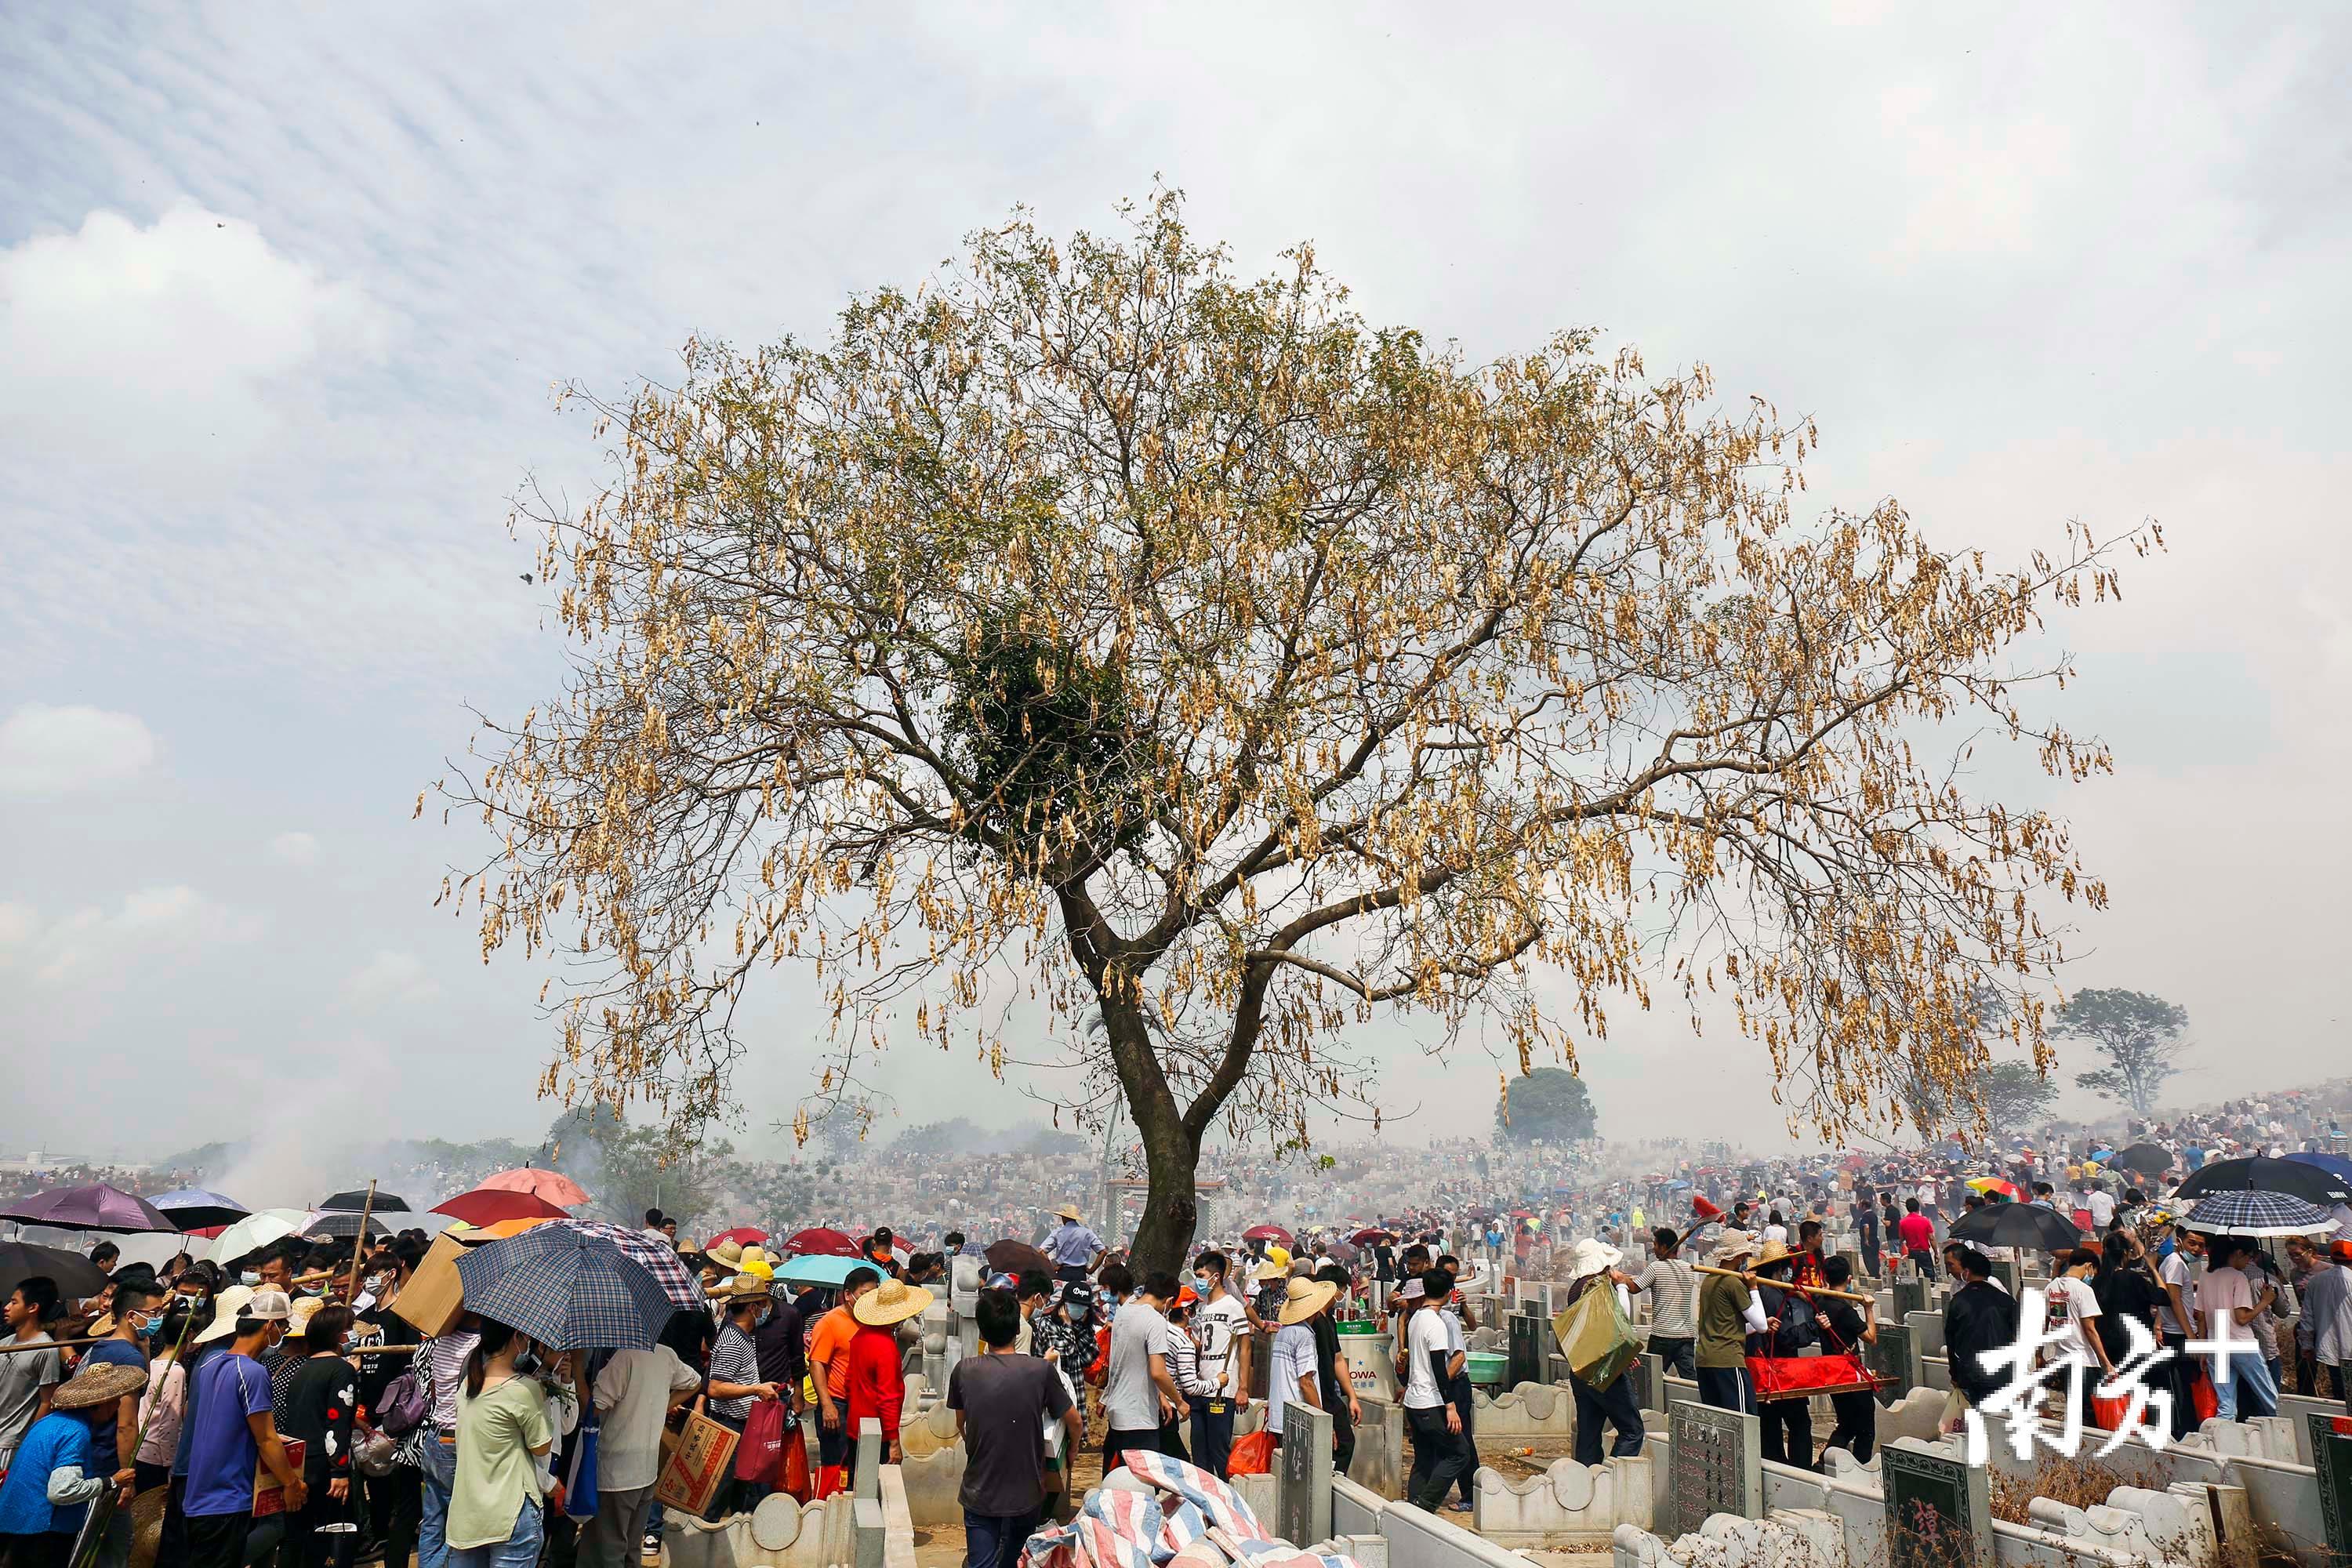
[2111,1144,2175,1178]
[544,1220,702,1309]
[454,1231,676,1351]
[1947,1202,2083,1253]
[2180,1192,2339,1238]
[431,1189,573,1228]
[144,1190,249,1232]
[2175,1156,2352,1207]
[206,1210,310,1264]
[0,1184,176,1235]
[1348,1228,1396,1246]
[475,1169,591,1208]
[0,1240,108,1304]
[706,1227,770,1252]
[775,1253,866,1288]
[782,1228,860,1258]
[319,1190,411,1214]
[466,1218,562,1240]
[1324,1239,1361,1265]
[2285,1151,2352,1185]
[1966,1178,2022,1200]
[303,1211,391,1240]
[984,1240,1051,1276]
[1243,1225,1294,1248]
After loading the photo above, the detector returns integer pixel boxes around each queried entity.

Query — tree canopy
[441,190,2151,1270]
[1495,1067,1597,1144]
[2056,988,2190,1117]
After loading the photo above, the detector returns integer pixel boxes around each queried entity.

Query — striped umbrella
[543,1219,702,1309]
[2180,1191,2337,1237]
[454,1230,677,1351]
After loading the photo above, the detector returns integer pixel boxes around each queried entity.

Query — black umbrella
[303,1211,392,1240]
[318,1190,411,1213]
[0,1240,109,1305]
[2111,1144,2174,1178]
[2173,1156,2352,1207]
[1947,1202,2083,1253]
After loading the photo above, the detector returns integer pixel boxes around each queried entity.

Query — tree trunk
[1127,1094,1202,1277]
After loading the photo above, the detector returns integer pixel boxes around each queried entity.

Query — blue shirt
[1045,1222,1102,1268]
[78,1339,148,1475]
[0,1411,96,1536]
[184,1352,273,1519]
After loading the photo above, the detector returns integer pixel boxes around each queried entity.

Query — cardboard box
[254,1439,307,1518]
[393,1232,472,1338]
[652,1405,739,1519]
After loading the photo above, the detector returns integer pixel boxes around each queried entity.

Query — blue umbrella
[774,1253,864,1288]
[454,1229,677,1351]
[146,1189,250,1232]
[2285,1151,2352,1185]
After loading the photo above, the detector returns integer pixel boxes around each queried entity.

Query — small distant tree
[2057,989,2190,1116]
[1979,1061,2060,1129]
[1496,1067,1598,1144]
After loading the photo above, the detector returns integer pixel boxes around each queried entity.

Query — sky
[2,5,2347,1169]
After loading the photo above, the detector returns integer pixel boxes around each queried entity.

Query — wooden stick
[347,1180,378,1300]
[1692,1264,1875,1305]
[0,1335,111,1355]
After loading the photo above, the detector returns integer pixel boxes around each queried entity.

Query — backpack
[377,1349,430,1438]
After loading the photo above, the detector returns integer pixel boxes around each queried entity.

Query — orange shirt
[810,1304,859,1400]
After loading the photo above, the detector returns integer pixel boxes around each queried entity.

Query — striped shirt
[1636,1259,1697,1337]
[426,1331,479,1432]
[708,1324,759,1425]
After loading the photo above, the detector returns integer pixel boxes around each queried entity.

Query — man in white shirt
[584,1343,700,1568]
[1186,1251,1250,1478]
[2043,1248,2114,1402]
[1396,1276,1468,1511]
[2085,1186,2116,1231]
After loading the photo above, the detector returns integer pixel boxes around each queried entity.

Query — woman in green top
[445,1319,552,1568]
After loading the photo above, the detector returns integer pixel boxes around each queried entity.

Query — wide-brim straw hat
[1276,1277,1339,1325]
[1054,1203,1084,1223]
[708,1240,746,1269]
[1752,1240,1795,1271]
[193,1285,255,1345]
[1704,1232,1759,1269]
[55,1361,150,1410]
[713,1275,771,1301]
[1251,1258,1287,1284]
[852,1277,934,1327]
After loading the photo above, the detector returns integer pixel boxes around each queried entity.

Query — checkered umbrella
[454,1230,679,1350]
[2180,1190,2337,1237]
[541,1219,702,1309]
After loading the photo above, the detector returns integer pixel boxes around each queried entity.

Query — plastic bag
[1225,1430,1275,1476]
[735,1399,787,1483]
[780,1422,811,1502]
[1553,1284,1640,1390]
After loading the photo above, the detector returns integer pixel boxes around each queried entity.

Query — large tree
[441,191,2147,1272]
[2056,988,2190,1117]
[1496,1068,1598,1144]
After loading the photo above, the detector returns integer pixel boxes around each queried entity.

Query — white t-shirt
[1192,1294,1248,1393]
[1267,1324,1319,1435]
[1918,1182,1937,1210]
[2045,1275,2102,1365]
[2156,1250,2193,1336]
[1403,1310,1450,1410]
[1105,1301,1169,1433]
[2086,1190,2115,1229]
[592,1346,702,1493]
[1439,1306,1465,1354]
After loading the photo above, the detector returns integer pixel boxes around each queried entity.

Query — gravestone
[1870,1323,1913,1398]
[1991,1256,2022,1298]
[1508,1312,1542,1390]
[853,1417,885,1568]
[1635,1350,1664,1414]
[1893,1276,1929,1321]
[855,1417,883,1501]
[2311,1410,2352,1562]
[1279,1401,1334,1545]
[1882,1437,1991,1568]
[1668,1398,1761,1535]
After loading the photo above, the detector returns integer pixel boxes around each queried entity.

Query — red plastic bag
[1746,1352,1870,1399]
[735,1399,787,1483]
[2190,1368,2218,1423]
[1226,1431,1275,1476]
[779,1423,811,1502]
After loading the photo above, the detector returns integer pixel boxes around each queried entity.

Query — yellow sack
[1552,1280,1641,1390]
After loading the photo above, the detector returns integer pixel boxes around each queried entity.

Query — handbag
[377,1367,429,1439]
[1226,1429,1274,1476]
[564,1419,600,1519]
[779,1421,811,1502]
[735,1399,786,1483]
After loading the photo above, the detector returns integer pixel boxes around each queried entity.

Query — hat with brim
[286,1297,328,1338]
[1277,1277,1340,1325]
[1395,1277,1428,1301]
[193,1285,256,1345]
[1054,1203,1084,1223]
[714,1276,771,1302]
[1567,1239,1623,1280]
[55,1361,150,1410]
[852,1278,934,1327]
[1251,1258,1287,1283]
[709,1240,746,1269]
[1704,1232,1758,1269]
[1752,1240,1795,1272]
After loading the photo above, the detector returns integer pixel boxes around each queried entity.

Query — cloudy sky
[3,5,2347,1169]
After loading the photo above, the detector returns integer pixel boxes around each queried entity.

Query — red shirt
[1898,1212,1934,1254]
[844,1324,905,1443]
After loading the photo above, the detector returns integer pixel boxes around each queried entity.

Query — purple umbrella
[0,1182,176,1234]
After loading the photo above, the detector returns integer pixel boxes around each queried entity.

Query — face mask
[363,1274,390,1296]
[239,1272,261,1288]
[133,1316,158,1340]
[1195,1275,1215,1295]
[755,1307,773,1328]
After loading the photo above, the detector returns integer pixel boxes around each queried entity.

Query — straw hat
[851,1277,934,1327]
[1751,1240,1795,1272]
[286,1297,330,1338]
[1276,1276,1339,1325]
[708,1240,746,1269]
[714,1275,771,1302]
[1054,1203,1085,1223]
[739,1245,773,1269]
[55,1360,151,1410]
[1703,1232,1758,1269]
[193,1285,256,1345]
[1250,1258,1287,1284]
[1566,1239,1622,1279]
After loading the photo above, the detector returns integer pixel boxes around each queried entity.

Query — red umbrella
[474,1168,590,1208]
[430,1189,573,1227]
[1243,1225,1294,1248]
[1348,1227,1396,1245]
[706,1226,769,1251]
[782,1227,861,1258]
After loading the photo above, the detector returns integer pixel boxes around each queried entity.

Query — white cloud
[0,704,158,797]
[0,205,383,481]
[347,949,441,1004]
[26,886,250,983]
[267,831,320,869]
